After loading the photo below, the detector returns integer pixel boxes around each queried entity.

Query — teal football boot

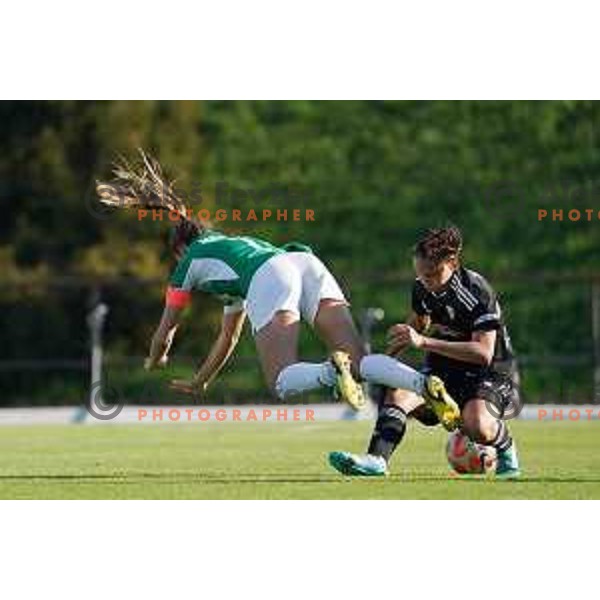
[328,451,388,477]
[496,443,521,479]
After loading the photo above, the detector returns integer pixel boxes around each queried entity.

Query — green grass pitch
[0,419,598,499]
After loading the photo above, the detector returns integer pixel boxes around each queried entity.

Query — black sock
[491,420,513,453]
[367,405,407,462]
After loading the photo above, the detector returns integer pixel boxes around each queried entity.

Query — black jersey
[411,267,516,376]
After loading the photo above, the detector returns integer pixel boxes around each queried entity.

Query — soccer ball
[446,431,497,475]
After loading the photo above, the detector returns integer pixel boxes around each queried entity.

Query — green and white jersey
[169,231,287,306]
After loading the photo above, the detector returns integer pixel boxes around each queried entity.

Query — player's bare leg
[254,310,301,395]
[254,309,344,402]
[313,299,365,370]
[461,399,498,443]
[313,299,366,411]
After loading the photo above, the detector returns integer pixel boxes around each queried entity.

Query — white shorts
[245,252,348,333]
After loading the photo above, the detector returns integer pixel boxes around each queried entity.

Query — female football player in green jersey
[144,219,460,421]
[97,150,459,418]
[146,218,367,407]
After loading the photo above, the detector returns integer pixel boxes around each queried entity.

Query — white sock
[359,354,425,395]
[275,362,337,400]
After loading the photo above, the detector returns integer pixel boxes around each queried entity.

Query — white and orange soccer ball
[446,430,497,475]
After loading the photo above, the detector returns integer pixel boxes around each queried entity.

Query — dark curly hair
[170,219,204,256]
[414,226,463,264]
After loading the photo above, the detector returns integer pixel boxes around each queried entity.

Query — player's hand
[386,324,425,355]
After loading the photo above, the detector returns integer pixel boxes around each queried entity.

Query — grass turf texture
[0,420,598,499]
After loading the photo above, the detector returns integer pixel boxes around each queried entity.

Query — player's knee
[462,410,497,444]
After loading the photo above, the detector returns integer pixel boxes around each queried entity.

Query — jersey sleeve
[411,282,428,316]
[469,280,501,332]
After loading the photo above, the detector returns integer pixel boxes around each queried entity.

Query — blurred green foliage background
[1,100,599,405]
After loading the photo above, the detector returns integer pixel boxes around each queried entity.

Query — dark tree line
[1,100,598,404]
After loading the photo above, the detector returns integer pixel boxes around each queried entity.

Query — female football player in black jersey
[328,226,521,478]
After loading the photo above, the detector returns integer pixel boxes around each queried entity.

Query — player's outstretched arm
[170,309,246,395]
[193,309,246,388]
[145,305,183,370]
